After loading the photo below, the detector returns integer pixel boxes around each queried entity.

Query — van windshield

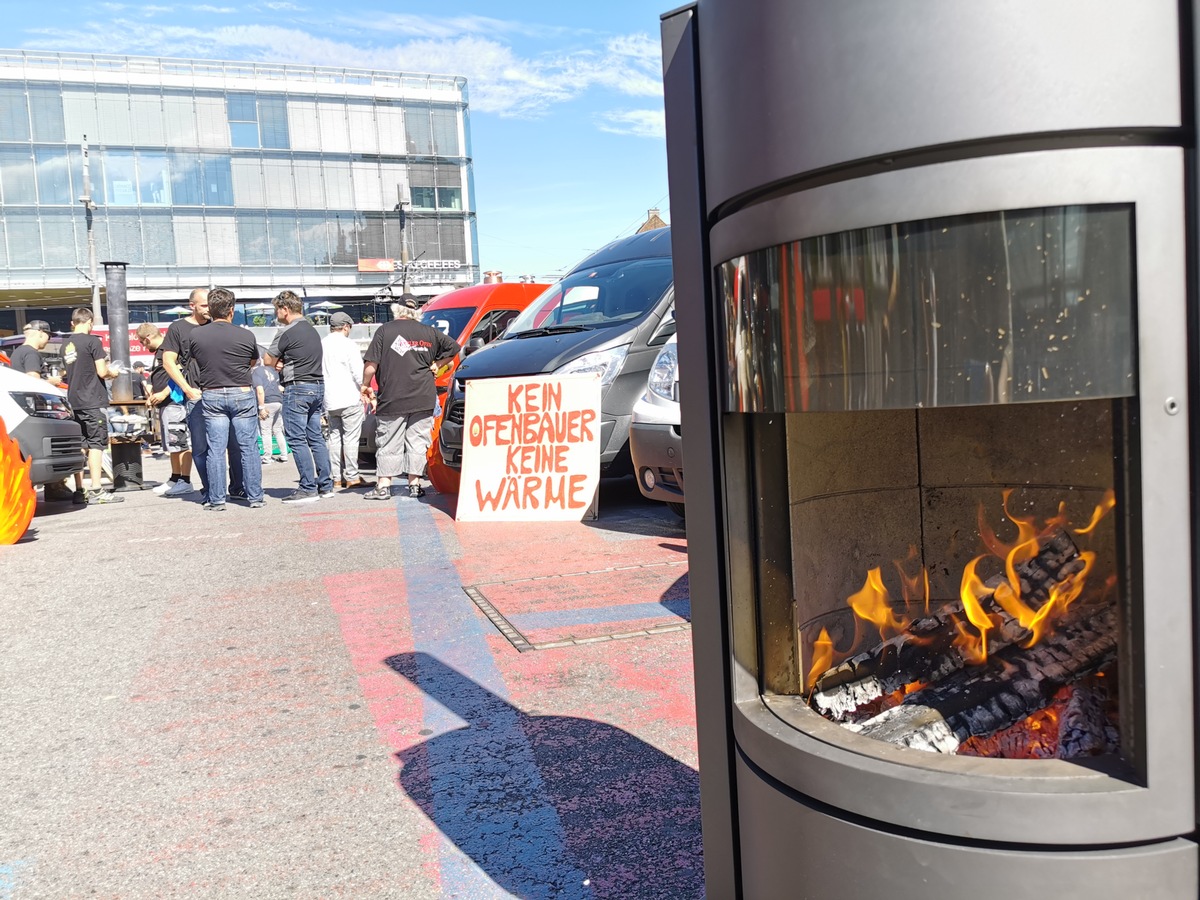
[504,258,674,337]
[420,306,477,341]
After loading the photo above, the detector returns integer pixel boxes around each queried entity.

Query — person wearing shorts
[62,307,122,504]
[361,295,460,500]
[137,322,194,497]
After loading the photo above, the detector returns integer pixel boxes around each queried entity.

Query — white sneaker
[153,480,173,495]
[162,480,195,497]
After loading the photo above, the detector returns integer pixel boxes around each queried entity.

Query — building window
[258,97,290,150]
[404,104,433,155]
[410,186,436,209]
[268,213,299,264]
[430,107,459,156]
[237,211,270,264]
[34,146,72,205]
[102,151,138,206]
[0,84,30,142]
[228,93,259,148]
[40,210,78,268]
[142,209,175,265]
[28,84,64,143]
[6,212,41,266]
[436,187,462,210]
[0,147,37,204]
[137,152,171,206]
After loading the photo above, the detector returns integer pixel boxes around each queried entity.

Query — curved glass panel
[717,205,1134,413]
[724,204,1141,766]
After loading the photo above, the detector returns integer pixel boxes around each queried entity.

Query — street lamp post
[80,135,102,324]
[395,185,410,294]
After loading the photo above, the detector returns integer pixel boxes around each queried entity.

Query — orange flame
[1074,489,1116,535]
[847,568,908,638]
[821,490,1116,681]
[0,417,36,544]
[806,628,834,692]
[956,556,995,662]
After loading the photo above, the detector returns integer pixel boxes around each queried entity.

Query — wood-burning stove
[661,1,1198,896]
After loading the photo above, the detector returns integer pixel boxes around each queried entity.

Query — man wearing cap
[8,320,58,383]
[362,294,460,499]
[322,311,366,489]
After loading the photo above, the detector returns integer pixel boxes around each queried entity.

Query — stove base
[735,753,1198,899]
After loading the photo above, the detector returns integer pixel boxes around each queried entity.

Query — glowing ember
[0,417,36,544]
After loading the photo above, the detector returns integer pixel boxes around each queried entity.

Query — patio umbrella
[242,302,275,313]
[161,305,191,316]
[308,300,343,311]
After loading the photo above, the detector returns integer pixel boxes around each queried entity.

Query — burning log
[811,528,1082,720]
[848,605,1116,753]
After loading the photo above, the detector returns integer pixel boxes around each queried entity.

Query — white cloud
[193,4,237,12]
[22,15,664,124]
[595,108,664,140]
[261,1,302,8]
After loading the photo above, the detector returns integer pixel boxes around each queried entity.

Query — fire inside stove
[805,489,1120,759]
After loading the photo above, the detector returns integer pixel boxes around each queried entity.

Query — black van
[439,227,675,475]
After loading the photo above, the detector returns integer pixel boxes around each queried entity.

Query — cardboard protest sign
[455,373,601,522]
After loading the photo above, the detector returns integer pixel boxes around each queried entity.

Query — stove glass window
[718,205,1139,763]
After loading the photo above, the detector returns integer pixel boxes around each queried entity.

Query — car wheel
[667,502,685,519]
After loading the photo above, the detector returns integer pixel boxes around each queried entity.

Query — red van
[418,281,548,396]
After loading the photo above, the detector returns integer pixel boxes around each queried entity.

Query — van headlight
[646,343,679,401]
[554,345,629,387]
[9,391,72,419]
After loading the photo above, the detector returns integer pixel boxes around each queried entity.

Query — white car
[0,365,85,487]
[629,334,684,518]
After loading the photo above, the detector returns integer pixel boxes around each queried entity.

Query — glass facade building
[0,49,478,317]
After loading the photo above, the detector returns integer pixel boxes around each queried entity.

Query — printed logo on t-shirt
[63,341,77,365]
[390,334,415,357]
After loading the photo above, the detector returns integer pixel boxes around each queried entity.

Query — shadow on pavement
[386,651,704,899]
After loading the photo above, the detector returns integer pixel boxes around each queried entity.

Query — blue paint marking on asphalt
[509,600,691,632]
[394,499,594,899]
[0,861,30,900]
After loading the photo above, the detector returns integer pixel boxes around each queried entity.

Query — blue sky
[7,1,672,280]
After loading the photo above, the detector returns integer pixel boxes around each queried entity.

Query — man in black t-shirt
[162,288,212,501]
[9,320,55,383]
[188,287,264,511]
[263,290,333,503]
[362,295,460,500]
[62,307,122,504]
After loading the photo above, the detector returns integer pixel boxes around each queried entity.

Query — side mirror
[464,336,487,357]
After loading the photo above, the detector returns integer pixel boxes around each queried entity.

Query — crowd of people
[40,286,461,510]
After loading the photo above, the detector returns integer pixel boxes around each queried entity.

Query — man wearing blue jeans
[264,289,334,503]
[186,287,264,511]
[163,287,210,500]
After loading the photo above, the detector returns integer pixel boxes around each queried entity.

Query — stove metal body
[660,1,1199,896]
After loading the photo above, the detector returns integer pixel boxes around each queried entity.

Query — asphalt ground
[0,450,702,899]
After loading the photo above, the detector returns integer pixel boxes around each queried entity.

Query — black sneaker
[408,484,426,498]
[85,489,124,504]
[228,489,249,502]
[43,483,75,502]
[248,499,266,509]
[281,489,319,504]
[71,487,88,505]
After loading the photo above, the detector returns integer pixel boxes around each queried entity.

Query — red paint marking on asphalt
[301,510,399,542]
[476,564,688,616]
[323,569,442,890]
[439,518,684,586]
